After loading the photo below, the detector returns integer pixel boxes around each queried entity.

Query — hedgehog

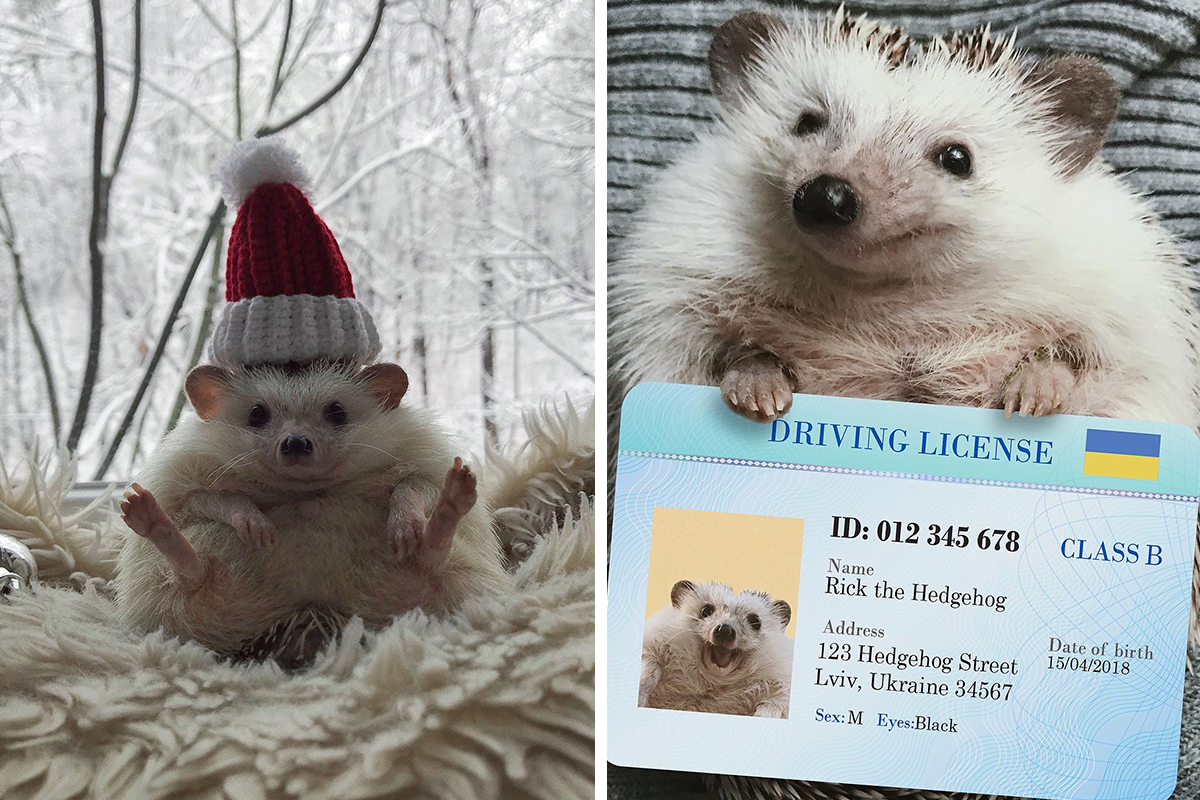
[113,137,516,662]
[116,361,513,658]
[609,8,1200,641]
[640,580,794,717]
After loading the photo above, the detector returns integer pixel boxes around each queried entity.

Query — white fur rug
[0,405,595,800]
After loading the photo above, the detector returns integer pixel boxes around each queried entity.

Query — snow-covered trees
[0,0,594,478]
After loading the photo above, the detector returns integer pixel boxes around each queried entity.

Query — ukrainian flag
[1083,429,1161,481]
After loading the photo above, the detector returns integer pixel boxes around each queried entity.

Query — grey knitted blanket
[606,0,1200,798]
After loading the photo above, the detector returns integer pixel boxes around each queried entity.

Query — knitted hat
[207,137,380,368]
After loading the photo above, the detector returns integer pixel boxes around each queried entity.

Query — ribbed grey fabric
[607,1,1200,798]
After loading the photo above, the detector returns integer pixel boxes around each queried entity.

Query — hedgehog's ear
[670,580,696,608]
[185,365,232,420]
[1027,54,1119,177]
[360,363,409,411]
[771,599,791,628]
[709,11,788,112]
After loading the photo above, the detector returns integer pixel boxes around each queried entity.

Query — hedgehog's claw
[721,357,793,423]
[1001,354,1075,420]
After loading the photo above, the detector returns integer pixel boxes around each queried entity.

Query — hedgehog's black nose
[793,175,859,226]
[280,434,313,456]
[713,623,736,644]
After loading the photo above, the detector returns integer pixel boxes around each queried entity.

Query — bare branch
[495,301,593,378]
[314,121,458,213]
[92,198,226,480]
[257,0,386,137]
[191,0,233,42]
[109,0,142,178]
[0,20,235,143]
[346,85,435,138]
[230,0,243,137]
[309,72,369,189]
[443,258,592,378]
[267,0,293,112]
[165,219,225,434]
[489,218,592,295]
[241,0,281,46]
[509,120,590,151]
[67,0,108,453]
[0,180,60,441]
[526,79,593,120]
[277,0,329,92]
[509,52,594,70]
[433,0,503,446]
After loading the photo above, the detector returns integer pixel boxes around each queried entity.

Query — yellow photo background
[644,507,804,638]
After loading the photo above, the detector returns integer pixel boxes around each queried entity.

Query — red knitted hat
[208,137,380,367]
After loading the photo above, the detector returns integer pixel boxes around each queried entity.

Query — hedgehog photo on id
[640,580,795,718]
[115,139,512,666]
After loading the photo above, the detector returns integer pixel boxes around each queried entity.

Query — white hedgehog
[610,9,1200,640]
[116,137,516,659]
[114,139,513,661]
[640,580,794,718]
[116,363,513,657]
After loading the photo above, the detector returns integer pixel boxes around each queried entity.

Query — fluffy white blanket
[0,406,595,800]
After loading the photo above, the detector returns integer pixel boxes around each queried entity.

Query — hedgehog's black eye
[698,604,715,619]
[325,401,348,426]
[793,112,826,136]
[747,614,761,631]
[938,144,972,176]
[247,404,270,428]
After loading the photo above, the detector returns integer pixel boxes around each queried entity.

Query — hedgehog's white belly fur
[114,418,511,653]
[115,486,506,654]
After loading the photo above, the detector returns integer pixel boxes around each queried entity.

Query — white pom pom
[212,136,314,207]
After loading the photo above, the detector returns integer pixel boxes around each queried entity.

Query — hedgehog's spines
[824,8,1019,73]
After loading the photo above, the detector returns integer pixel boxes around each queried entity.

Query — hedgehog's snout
[793,175,859,227]
[712,622,736,644]
[279,433,314,460]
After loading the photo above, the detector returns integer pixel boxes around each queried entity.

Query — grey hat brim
[208,294,381,368]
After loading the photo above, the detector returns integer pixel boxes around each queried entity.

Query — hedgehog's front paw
[231,509,277,548]
[1002,349,1076,418]
[721,358,793,422]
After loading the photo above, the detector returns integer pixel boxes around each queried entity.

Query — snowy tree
[0,0,594,479]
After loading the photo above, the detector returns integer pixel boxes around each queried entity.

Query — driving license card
[608,382,1199,800]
